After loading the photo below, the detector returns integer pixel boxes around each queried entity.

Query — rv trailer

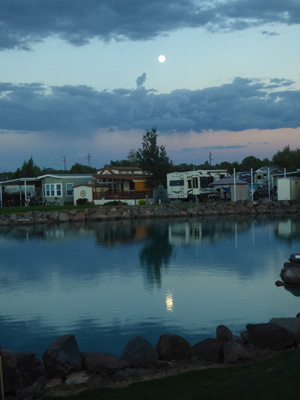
[167,170,229,200]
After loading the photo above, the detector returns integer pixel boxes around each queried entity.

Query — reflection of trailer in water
[167,170,229,200]
[168,221,223,245]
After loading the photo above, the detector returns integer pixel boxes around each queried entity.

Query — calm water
[1,215,300,359]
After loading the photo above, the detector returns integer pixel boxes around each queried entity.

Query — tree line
[1,127,299,189]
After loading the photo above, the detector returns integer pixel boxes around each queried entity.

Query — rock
[42,334,83,378]
[72,212,86,221]
[82,352,130,373]
[1,349,41,394]
[192,338,224,362]
[156,334,192,361]
[246,323,295,350]
[65,371,90,385]
[280,265,300,285]
[58,212,70,222]
[216,325,233,342]
[275,280,285,287]
[121,336,158,368]
[269,317,300,344]
[223,342,250,364]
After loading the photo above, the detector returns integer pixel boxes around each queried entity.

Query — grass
[42,350,300,400]
[0,204,97,215]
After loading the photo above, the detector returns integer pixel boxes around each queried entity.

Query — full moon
[158,55,166,63]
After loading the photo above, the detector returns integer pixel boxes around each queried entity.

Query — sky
[0,0,300,172]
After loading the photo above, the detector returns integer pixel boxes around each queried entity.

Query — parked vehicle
[248,183,273,200]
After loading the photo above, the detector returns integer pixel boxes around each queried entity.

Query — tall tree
[136,127,172,188]
[272,145,300,172]
[14,156,41,178]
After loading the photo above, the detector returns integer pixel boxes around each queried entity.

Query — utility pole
[209,152,213,166]
[87,153,91,167]
[63,156,66,171]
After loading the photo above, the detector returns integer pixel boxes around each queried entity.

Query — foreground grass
[0,204,97,215]
[43,350,300,400]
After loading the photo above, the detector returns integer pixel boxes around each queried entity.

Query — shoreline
[1,199,300,226]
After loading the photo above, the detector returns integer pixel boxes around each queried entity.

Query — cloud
[1,0,300,50]
[136,73,147,88]
[0,77,299,136]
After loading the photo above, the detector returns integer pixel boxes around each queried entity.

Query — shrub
[76,198,88,205]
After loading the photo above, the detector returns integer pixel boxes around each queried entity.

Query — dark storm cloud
[0,77,299,135]
[1,0,299,50]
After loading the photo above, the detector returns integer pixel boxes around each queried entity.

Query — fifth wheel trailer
[167,170,229,200]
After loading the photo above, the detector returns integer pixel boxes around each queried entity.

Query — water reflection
[139,220,173,288]
[1,215,300,358]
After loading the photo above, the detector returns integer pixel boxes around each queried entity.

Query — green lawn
[43,350,300,400]
[0,204,97,215]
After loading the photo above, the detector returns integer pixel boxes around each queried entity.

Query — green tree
[105,150,139,168]
[272,145,300,172]
[240,156,262,172]
[14,156,41,178]
[136,127,172,188]
[69,163,96,173]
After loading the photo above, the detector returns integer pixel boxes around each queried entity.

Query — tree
[69,163,97,173]
[240,156,262,172]
[136,127,172,188]
[272,145,300,172]
[13,156,41,178]
[105,150,139,168]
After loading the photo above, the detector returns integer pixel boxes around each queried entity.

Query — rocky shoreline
[2,316,300,399]
[1,198,300,226]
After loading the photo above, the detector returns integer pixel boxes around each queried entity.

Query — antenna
[87,153,91,167]
[63,156,66,171]
[209,152,213,166]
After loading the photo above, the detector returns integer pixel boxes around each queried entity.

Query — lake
[1,215,300,358]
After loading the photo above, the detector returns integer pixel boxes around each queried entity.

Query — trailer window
[200,176,214,188]
[188,179,192,189]
[193,177,198,188]
[170,180,184,186]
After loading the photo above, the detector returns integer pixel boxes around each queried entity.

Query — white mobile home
[167,170,229,200]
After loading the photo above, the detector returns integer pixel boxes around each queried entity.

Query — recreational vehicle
[167,170,229,200]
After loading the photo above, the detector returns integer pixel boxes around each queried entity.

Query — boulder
[1,349,41,394]
[58,212,70,222]
[280,265,300,285]
[269,317,300,344]
[156,334,192,361]
[192,338,224,362]
[121,336,158,368]
[246,323,295,350]
[223,342,250,364]
[42,334,83,378]
[216,325,233,342]
[82,352,130,373]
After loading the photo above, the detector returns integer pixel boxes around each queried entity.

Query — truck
[167,169,229,201]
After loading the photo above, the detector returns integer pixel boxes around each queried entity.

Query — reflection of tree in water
[139,221,173,288]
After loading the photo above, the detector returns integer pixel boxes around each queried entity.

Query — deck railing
[93,190,152,200]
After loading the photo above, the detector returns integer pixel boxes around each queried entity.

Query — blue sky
[0,0,300,171]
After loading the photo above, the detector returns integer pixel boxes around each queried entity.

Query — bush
[76,198,88,205]
[138,200,146,206]
[103,201,127,206]
[154,185,169,204]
